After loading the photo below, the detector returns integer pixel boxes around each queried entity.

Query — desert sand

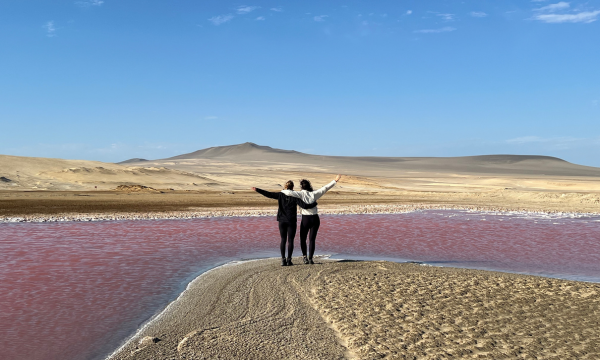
[1,143,599,219]
[108,259,600,360]
[4,142,600,193]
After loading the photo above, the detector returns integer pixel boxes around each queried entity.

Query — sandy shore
[2,204,596,223]
[2,200,598,223]
[107,259,600,360]
[1,188,599,222]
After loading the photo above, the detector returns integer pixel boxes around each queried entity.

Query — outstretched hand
[251,187,257,191]
[335,174,342,182]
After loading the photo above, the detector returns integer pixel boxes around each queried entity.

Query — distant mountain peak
[166,142,301,160]
[117,158,149,164]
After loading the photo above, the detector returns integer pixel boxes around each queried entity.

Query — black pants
[300,214,320,259]
[278,221,296,259]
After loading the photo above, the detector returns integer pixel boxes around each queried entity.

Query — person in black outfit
[252,180,317,266]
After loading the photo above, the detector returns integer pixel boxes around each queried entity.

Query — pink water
[1,210,599,360]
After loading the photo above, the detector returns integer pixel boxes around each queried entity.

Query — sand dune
[0,155,128,191]
[0,154,225,191]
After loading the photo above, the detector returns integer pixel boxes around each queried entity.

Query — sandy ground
[1,188,599,221]
[108,259,600,360]
[2,143,600,219]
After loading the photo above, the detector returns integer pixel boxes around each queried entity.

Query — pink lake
[1,210,599,360]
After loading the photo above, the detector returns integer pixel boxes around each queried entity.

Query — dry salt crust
[107,259,600,360]
[1,204,598,223]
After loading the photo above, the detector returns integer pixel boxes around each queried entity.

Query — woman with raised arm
[252,180,318,267]
[282,174,342,264]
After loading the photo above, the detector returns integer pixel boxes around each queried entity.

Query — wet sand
[108,259,600,360]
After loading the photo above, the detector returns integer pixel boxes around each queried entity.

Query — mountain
[141,142,600,177]
[168,142,300,160]
[118,158,149,164]
[3,143,600,192]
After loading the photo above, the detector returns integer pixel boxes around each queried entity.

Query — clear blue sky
[1,1,599,166]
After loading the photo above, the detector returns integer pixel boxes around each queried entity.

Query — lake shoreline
[106,258,600,360]
[2,203,599,223]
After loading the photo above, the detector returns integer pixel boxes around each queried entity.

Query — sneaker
[281,258,288,266]
[303,256,309,264]
[309,258,315,265]
[286,258,293,266]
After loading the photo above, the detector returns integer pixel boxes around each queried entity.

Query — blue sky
[1,1,599,166]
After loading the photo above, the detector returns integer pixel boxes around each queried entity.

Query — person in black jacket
[252,180,317,266]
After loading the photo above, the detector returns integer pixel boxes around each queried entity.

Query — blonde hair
[284,180,294,190]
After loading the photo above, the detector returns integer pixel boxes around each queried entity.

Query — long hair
[284,180,294,190]
[300,179,313,192]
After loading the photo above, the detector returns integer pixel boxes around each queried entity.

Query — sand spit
[107,260,600,360]
[2,204,598,223]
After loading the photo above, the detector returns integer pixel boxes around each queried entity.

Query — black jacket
[255,188,317,223]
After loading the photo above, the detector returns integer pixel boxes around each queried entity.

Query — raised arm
[252,187,279,200]
[312,175,342,199]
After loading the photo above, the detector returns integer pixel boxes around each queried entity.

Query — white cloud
[530,1,600,23]
[75,0,104,7]
[534,10,600,23]
[470,11,488,17]
[314,15,329,22]
[236,5,259,14]
[208,14,234,25]
[270,7,283,12]
[255,16,265,21]
[44,21,56,37]
[437,13,455,21]
[535,2,570,12]
[414,26,456,34]
[406,10,413,15]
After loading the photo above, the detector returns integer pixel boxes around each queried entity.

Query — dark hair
[284,180,294,190]
[300,179,313,191]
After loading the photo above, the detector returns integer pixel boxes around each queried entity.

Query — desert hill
[168,142,302,160]
[2,143,600,193]
[118,158,149,164]
[125,142,600,178]
[0,154,222,191]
